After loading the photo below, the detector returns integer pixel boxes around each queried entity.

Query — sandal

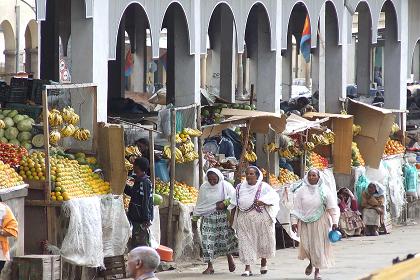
[202,268,215,274]
[241,271,253,277]
[305,264,313,276]
[260,266,268,274]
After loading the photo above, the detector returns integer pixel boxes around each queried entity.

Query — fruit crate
[12,255,62,280]
[98,255,127,280]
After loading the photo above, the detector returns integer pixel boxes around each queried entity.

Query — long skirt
[363,208,381,226]
[298,213,334,269]
[201,210,238,262]
[339,210,364,236]
[234,209,276,265]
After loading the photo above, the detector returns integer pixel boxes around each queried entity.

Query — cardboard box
[304,112,354,175]
[97,123,127,195]
[348,99,395,169]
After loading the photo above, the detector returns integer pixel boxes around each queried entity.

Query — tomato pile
[0,143,28,168]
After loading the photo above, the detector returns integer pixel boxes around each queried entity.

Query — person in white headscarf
[192,168,238,274]
[361,182,385,236]
[291,168,340,280]
[229,166,280,277]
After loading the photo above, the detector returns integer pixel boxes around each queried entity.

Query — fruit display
[351,142,365,167]
[279,146,303,159]
[353,124,362,136]
[155,179,198,204]
[384,139,405,156]
[278,168,300,185]
[0,161,24,189]
[0,143,29,168]
[72,128,91,141]
[0,109,35,149]
[307,152,329,170]
[391,123,400,134]
[310,131,335,146]
[244,151,257,162]
[201,103,256,125]
[163,128,200,163]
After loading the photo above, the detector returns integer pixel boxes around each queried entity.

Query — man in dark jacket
[125,157,154,248]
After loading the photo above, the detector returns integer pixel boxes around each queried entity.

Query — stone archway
[24,20,38,77]
[1,20,16,76]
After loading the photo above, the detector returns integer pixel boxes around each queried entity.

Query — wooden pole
[42,89,51,202]
[167,108,176,247]
[149,130,156,194]
[250,84,255,106]
[235,121,251,184]
[196,105,204,186]
[265,135,270,183]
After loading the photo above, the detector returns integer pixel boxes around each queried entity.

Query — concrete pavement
[158,224,420,280]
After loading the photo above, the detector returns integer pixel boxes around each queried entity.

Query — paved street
[158,224,420,280]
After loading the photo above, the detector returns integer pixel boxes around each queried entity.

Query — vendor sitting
[337,187,364,237]
[125,157,154,248]
[361,183,385,236]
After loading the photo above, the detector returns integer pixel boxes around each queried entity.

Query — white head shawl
[230,166,280,222]
[193,168,235,217]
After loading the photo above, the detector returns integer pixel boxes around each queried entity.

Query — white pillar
[356,7,371,96]
[4,50,16,75]
[132,18,146,93]
[319,6,326,113]
[237,53,244,98]
[282,34,293,100]
[413,44,420,81]
[200,54,207,88]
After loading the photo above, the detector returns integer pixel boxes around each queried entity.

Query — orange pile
[384,139,405,156]
[308,152,329,170]
[278,168,300,186]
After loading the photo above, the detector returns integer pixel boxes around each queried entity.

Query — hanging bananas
[304,142,315,151]
[323,131,335,144]
[125,158,133,171]
[182,128,202,137]
[60,124,77,137]
[179,140,195,155]
[163,145,185,163]
[125,146,142,157]
[244,151,257,162]
[49,130,61,145]
[73,128,91,141]
[353,124,362,136]
[264,143,278,153]
[62,106,80,125]
[48,109,64,127]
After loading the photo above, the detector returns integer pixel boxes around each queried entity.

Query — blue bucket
[328,230,342,243]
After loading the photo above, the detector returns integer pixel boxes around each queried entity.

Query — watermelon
[5,127,19,140]
[153,194,163,206]
[0,137,7,143]
[8,139,20,146]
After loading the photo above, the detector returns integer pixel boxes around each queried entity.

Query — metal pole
[167,108,176,247]
[196,105,204,186]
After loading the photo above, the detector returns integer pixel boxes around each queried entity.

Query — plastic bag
[404,163,418,198]
[355,174,369,205]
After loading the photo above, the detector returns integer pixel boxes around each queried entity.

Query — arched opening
[410,39,420,109]
[25,20,39,78]
[107,3,152,116]
[282,3,311,106]
[161,3,193,106]
[0,20,16,80]
[204,3,237,102]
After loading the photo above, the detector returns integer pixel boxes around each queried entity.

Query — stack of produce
[19,151,110,201]
[261,169,280,186]
[163,128,201,163]
[0,109,35,149]
[155,179,198,205]
[201,103,256,125]
[47,107,91,146]
[0,143,28,168]
[307,152,329,170]
[0,161,24,189]
[204,152,219,168]
[384,139,405,156]
[278,168,300,185]
[351,142,365,167]
[279,145,303,159]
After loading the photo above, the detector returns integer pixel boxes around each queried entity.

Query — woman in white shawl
[193,168,238,274]
[291,168,340,280]
[229,166,280,277]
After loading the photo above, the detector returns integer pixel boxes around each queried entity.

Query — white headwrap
[229,166,280,222]
[193,168,235,217]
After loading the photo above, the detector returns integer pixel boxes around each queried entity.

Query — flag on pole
[124,51,134,77]
[300,15,311,63]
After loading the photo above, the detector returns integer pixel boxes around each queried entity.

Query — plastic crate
[4,103,43,120]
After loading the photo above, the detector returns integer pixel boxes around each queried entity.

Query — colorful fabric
[339,211,364,235]
[234,209,275,265]
[0,203,18,260]
[200,210,238,262]
[300,15,311,63]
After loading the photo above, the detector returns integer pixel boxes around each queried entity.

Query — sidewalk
[158,224,420,280]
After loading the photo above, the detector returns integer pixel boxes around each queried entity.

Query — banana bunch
[311,134,330,146]
[48,109,63,127]
[182,128,202,137]
[184,151,199,162]
[125,146,142,157]
[163,146,185,163]
[60,124,76,137]
[0,120,5,129]
[391,123,400,134]
[175,134,182,144]
[61,106,80,125]
[179,140,195,155]
[264,143,278,153]
[353,124,362,136]
[244,151,257,162]
[49,130,61,145]
[125,159,133,171]
[73,128,91,141]
[278,148,293,159]
[304,142,315,151]
[323,131,335,144]
[289,146,303,157]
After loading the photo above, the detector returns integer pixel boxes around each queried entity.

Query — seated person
[361,183,385,236]
[337,187,364,237]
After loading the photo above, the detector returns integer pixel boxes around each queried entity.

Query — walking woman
[361,182,385,236]
[229,166,280,277]
[291,168,340,280]
[192,168,238,274]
